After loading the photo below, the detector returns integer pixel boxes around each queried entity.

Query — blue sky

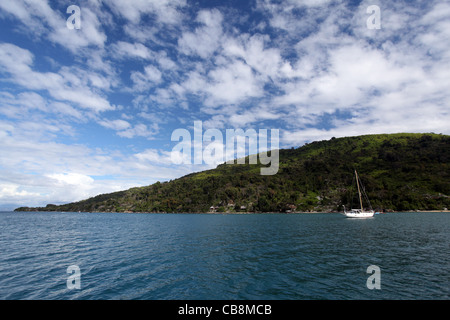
[0,0,449,210]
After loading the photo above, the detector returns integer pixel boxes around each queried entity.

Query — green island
[15,133,450,214]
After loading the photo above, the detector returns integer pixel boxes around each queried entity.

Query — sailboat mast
[355,170,364,211]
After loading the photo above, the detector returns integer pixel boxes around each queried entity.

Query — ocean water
[0,211,448,300]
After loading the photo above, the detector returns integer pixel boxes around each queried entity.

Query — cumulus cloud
[111,41,155,60]
[0,43,114,112]
[0,0,107,52]
[178,9,224,58]
[104,0,186,24]
[130,65,163,91]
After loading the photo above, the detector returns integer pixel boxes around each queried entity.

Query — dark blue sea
[0,211,448,300]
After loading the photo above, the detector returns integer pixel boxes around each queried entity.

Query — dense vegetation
[15,133,450,213]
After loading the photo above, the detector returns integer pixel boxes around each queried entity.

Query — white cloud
[181,58,264,107]
[46,172,94,188]
[178,9,224,58]
[99,119,131,131]
[117,123,160,139]
[223,33,284,82]
[134,149,173,165]
[256,0,339,34]
[130,65,163,91]
[206,59,263,105]
[98,118,160,140]
[417,3,450,60]
[0,0,107,52]
[111,41,154,60]
[0,183,40,199]
[157,52,178,70]
[104,0,186,24]
[0,43,114,112]
[0,90,88,125]
[282,0,335,7]
[50,6,107,52]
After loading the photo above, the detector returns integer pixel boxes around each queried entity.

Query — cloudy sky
[0,0,449,210]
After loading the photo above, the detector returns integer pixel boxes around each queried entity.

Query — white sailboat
[343,170,374,218]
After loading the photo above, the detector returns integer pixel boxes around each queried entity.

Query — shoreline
[10,209,450,214]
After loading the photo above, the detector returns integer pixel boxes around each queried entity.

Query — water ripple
[0,212,449,299]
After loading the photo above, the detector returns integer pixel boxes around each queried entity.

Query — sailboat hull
[344,211,375,218]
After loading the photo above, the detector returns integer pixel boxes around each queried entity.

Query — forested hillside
[16,133,450,213]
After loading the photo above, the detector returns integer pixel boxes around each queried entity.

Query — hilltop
[15,133,450,213]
